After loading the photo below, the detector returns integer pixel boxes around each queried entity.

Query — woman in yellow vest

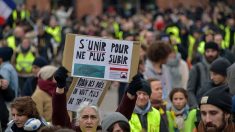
[166,88,197,132]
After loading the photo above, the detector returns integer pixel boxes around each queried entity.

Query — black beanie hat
[204,42,219,51]
[0,47,13,62]
[32,57,48,68]
[210,58,231,76]
[200,86,232,113]
[138,79,152,96]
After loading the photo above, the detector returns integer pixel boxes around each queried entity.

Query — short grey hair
[76,101,100,122]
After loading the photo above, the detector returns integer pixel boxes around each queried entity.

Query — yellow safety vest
[129,107,161,132]
[12,10,30,21]
[224,26,235,49]
[220,40,229,49]
[16,51,35,73]
[188,35,196,60]
[12,10,30,27]
[113,22,123,39]
[166,109,197,132]
[7,36,16,50]
[197,41,205,55]
[45,26,61,43]
[166,26,181,43]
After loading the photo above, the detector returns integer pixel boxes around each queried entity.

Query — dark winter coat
[0,75,15,131]
[21,77,38,96]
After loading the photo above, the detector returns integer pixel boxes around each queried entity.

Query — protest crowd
[1,0,235,131]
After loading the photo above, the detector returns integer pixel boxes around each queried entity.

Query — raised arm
[52,66,72,128]
[116,73,143,120]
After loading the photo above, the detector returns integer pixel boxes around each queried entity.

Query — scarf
[134,100,152,115]
[170,105,189,131]
[166,53,182,88]
[151,99,167,114]
[37,79,57,96]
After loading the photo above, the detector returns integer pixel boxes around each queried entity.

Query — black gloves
[54,66,68,88]
[126,73,144,96]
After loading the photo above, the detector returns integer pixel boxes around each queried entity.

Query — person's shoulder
[151,107,161,114]
[1,62,15,70]
[191,62,204,71]
[188,108,197,114]
[32,87,50,99]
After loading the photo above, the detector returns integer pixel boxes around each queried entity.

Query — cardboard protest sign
[66,77,110,112]
[62,34,140,83]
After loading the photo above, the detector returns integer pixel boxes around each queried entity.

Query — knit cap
[32,57,48,68]
[101,112,129,132]
[0,47,13,61]
[200,86,232,113]
[204,42,219,51]
[210,58,231,76]
[138,79,152,96]
[38,65,57,80]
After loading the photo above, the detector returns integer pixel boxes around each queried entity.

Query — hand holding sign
[54,66,68,88]
[126,73,144,96]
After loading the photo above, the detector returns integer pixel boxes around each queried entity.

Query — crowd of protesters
[0,0,235,132]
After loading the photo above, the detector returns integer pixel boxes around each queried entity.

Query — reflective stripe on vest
[7,36,16,50]
[129,107,161,132]
[45,26,61,43]
[166,109,197,132]
[16,52,35,73]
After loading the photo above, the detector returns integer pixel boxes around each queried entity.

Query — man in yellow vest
[129,79,161,132]
[7,26,25,50]
[45,16,61,56]
[11,4,30,27]
[224,16,235,50]
[148,78,169,132]
[12,37,37,95]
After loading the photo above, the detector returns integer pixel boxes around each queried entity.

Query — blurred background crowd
[0,0,235,131]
